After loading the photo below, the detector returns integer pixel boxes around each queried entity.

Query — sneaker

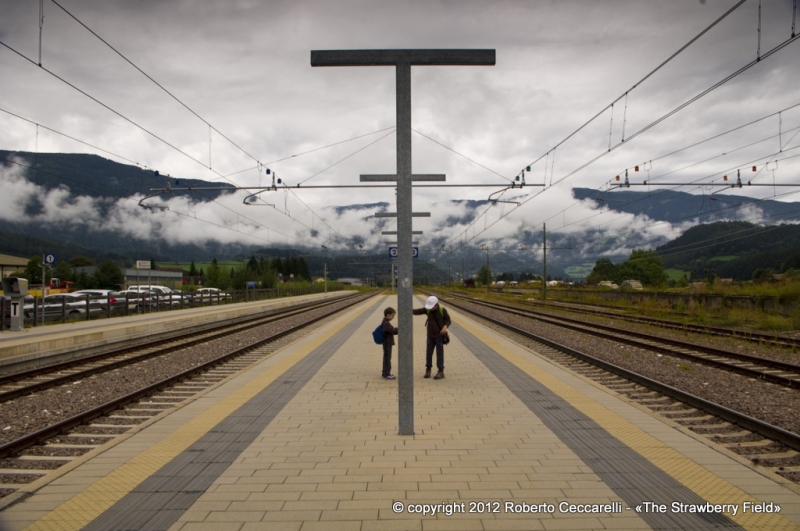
[383,374,396,379]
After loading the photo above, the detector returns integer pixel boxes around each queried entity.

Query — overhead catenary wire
[519,0,747,174]
[411,129,513,183]
[0,107,144,167]
[222,126,397,179]
[1,27,344,238]
[48,0,263,166]
[614,102,800,179]
[448,30,800,251]
[0,105,336,241]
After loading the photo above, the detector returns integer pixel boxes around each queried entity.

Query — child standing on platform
[381,307,398,379]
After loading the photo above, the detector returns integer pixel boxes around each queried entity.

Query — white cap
[424,296,438,310]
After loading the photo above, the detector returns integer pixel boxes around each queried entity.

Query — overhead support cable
[0,39,218,176]
[49,0,262,165]
[0,107,143,166]
[222,126,397,179]
[550,31,800,189]
[519,0,747,174]
[411,129,512,182]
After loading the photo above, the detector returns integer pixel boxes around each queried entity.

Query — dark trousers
[382,342,393,377]
[425,335,444,371]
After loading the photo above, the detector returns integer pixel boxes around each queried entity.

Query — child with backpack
[378,307,398,379]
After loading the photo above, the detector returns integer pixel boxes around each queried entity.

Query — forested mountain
[572,188,800,225]
[1,150,233,205]
[656,221,800,280]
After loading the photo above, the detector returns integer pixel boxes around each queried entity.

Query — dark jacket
[381,318,398,346]
[412,305,451,338]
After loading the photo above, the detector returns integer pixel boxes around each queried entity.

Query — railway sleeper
[690,424,744,435]
[729,442,787,455]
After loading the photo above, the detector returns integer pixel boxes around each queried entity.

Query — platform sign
[388,247,419,259]
[43,253,56,265]
[136,260,151,270]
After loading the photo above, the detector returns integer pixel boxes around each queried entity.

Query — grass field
[665,268,688,281]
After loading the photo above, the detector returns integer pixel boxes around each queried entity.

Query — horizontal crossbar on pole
[360,174,446,182]
[311,49,496,67]
[385,242,420,245]
[375,212,431,218]
[382,231,423,235]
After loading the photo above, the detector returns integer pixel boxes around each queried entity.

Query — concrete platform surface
[0,291,351,372]
[0,294,797,531]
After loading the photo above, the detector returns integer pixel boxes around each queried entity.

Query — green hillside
[657,221,800,280]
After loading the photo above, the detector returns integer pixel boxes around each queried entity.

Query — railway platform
[0,294,798,531]
[0,291,352,374]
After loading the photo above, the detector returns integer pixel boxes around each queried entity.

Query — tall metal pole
[394,61,415,434]
[543,223,547,303]
[311,49,495,436]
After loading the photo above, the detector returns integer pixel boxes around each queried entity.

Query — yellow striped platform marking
[463,315,800,531]
[23,297,381,531]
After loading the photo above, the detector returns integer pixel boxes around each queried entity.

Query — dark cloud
[1,0,798,252]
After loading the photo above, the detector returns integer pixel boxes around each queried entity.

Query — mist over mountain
[3,151,800,281]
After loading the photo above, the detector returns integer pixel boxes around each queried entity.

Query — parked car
[25,293,104,320]
[195,288,230,301]
[72,289,138,312]
[127,285,188,307]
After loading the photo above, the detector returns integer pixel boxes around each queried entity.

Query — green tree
[298,257,311,281]
[476,264,493,286]
[616,249,667,287]
[75,269,99,290]
[94,260,125,289]
[247,254,259,274]
[205,258,228,289]
[230,265,249,290]
[752,268,773,284]
[69,256,94,267]
[51,260,73,284]
[23,256,47,284]
[189,261,198,276]
[586,258,617,284]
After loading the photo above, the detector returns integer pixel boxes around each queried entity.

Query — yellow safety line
[463,314,799,531]
[24,297,381,531]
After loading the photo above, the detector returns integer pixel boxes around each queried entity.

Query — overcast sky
[1,0,799,255]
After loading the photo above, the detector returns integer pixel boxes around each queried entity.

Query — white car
[194,287,230,302]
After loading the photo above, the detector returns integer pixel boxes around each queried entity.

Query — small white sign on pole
[136,260,151,270]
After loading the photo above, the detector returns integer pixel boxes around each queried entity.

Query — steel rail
[440,294,800,453]
[526,298,800,349]
[0,292,378,460]
[446,293,800,389]
[0,294,357,391]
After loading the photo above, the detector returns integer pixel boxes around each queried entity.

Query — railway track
[429,292,800,482]
[445,292,800,390]
[526,296,800,350]
[0,294,359,403]
[0,291,378,500]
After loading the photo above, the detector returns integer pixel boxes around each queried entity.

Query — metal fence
[1,285,345,331]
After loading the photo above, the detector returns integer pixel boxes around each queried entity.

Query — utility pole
[323,263,327,294]
[447,260,451,289]
[543,223,547,303]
